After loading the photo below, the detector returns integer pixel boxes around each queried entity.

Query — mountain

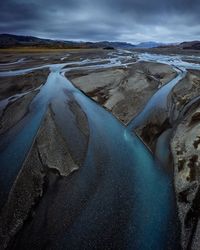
[154,41,200,51]
[0,34,83,49]
[96,41,135,49]
[1,34,199,51]
[135,41,166,48]
[0,34,135,49]
[179,41,200,50]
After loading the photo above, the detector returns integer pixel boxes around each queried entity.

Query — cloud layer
[1,0,199,43]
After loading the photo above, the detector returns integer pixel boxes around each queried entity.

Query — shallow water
[128,52,200,131]
[1,51,199,249]
[0,54,132,207]
[9,71,180,249]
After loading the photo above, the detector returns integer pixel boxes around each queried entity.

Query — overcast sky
[0,0,199,44]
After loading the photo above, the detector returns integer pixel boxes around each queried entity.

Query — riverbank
[68,61,176,124]
[0,69,50,100]
[170,70,200,250]
[0,98,90,248]
[0,48,110,70]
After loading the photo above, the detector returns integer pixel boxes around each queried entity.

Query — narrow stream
[128,53,200,170]
[128,53,200,131]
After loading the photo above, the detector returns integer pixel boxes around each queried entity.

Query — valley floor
[0,48,200,249]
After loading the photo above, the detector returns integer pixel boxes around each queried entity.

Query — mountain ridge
[0,33,135,49]
[0,34,199,50]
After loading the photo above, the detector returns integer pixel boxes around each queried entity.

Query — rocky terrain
[171,70,200,121]
[170,70,200,250]
[171,106,200,250]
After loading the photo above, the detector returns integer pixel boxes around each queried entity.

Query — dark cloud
[0,0,199,43]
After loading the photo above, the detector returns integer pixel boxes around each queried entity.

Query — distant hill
[0,34,135,49]
[0,34,86,49]
[134,41,200,50]
[1,34,199,51]
[179,41,200,50]
[155,41,200,51]
[135,41,167,48]
[96,41,135,49]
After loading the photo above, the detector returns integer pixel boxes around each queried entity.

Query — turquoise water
[11,72,181,249]
[58,80,180,249]
[0,69,62,207]
[0,56,182,249]
[0,111,45,207]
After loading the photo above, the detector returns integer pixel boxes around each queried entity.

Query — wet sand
[68,61,176,124]
[0,101,89,248]
[0,69,49,100]
[0,48,109,71]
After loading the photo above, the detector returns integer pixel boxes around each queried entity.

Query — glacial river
[0,51,199,249]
